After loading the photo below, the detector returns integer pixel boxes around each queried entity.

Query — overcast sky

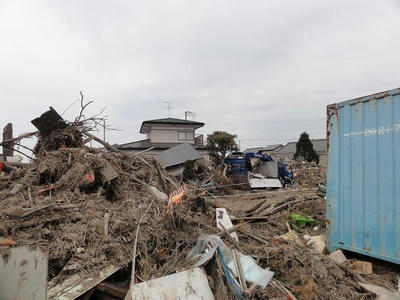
[1,0,400,152]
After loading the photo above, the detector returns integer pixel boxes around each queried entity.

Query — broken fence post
[104,213,110,238]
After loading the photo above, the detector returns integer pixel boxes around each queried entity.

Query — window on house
[178,132,186,140]
[178,131,194,141]
[186,132,194,140]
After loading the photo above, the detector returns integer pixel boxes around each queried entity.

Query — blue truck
[224,151,294,186]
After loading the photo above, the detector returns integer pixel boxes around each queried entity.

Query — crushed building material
[158,142,202,169]
[328,249,347,264]
[129,268,214,300]
[1,108,399,299]
[291,159,325,187]
[352,260,374,275]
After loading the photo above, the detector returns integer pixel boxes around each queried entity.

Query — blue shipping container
[326,88,400,264]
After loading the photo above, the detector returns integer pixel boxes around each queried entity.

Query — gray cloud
[1,0,400,151]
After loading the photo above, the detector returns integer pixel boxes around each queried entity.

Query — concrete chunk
[306,235,326,254]
[328,250,347,264]
[147,186,168,202]
[352,260,373,275]
[10,183,23,195]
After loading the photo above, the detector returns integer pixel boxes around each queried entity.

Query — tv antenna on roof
[164,101,174,117]
[185,111,197,120]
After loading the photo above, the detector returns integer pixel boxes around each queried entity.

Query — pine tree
[294,132,319,164]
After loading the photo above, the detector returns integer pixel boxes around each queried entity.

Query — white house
[115,118,208,158]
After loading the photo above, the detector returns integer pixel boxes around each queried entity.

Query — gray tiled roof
[243,147,265,153]
[275,139,326,154]
[140,118,204,133]
[158,143,202,169]
[243,144,283,153]
[115,139,205,150]
[264,144,284,151]
[311,139,327,152]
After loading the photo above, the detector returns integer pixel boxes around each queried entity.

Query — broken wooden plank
[130,147,154,157]
[96,282,128,299]
[83,131,128,156]
[216,208,238,241]
[47,265,120,299]
[2,123,13,161]
[20,204,56,218]
[104,213,110,238]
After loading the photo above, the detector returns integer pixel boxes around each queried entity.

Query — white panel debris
[129,268,214,300]
[0,245,48,300]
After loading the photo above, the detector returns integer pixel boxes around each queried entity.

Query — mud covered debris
[1,107,399,300]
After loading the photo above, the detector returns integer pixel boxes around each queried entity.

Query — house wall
[149,125,196,144]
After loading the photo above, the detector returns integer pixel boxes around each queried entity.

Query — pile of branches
[0,135,217,289]
[0,95,216,288]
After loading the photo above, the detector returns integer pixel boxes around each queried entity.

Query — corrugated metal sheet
[158,143,202,169]
[326,87,400,264]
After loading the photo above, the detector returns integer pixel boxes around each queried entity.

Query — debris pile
[291,160,326,187]
[1,105,399,299]
[0,106,216,292]
[205,189,400,299]
[1,146,193,283]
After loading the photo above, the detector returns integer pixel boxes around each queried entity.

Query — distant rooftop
[275,139,326,154]
[264,144,284,151]
[115,139,206,151]
[140,118,204,134]
[243,144,283,153]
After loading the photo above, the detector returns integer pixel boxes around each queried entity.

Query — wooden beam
[96,282,128,299]
[2,123,13,161]
[83,131,128,157]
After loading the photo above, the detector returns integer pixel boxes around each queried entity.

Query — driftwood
[96,282,128,299]
[20,204,76,218]
[130,199,156,286]
[104,213,110,238]
[0,132,37,147]
[237,228,268,244]
[20,204,56,218]
[218,222,243,252]
[83,131,128,157]
[232,197,305,221]
[13,216,81,232]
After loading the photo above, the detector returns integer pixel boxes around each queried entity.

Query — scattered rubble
[305,234,327,254]
[328,249,347,264]
[0,106,399,299]
[352,260,374,275]
[291,159,325,187]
